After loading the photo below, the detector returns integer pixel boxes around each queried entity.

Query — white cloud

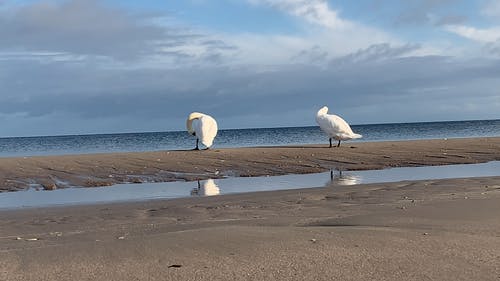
[4,0,496,137]
[445,24,500,43]
[228,0,410,65]
[248,0,347,30]
[220,28,402,66]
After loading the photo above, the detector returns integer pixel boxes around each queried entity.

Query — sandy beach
[1,138,500,280]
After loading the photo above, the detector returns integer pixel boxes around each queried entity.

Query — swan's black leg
[193,139,200,150]
[337,140,341,147]
[329,138,333,148]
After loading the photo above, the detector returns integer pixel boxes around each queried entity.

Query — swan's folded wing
[198,115,218,147]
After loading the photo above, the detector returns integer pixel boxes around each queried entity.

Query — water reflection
[191,179,220,196]
[191,170,361,199]
[2,161,499,209]
[327,170,361,186]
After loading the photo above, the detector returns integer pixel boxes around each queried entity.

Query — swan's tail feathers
[351,133,362,139]
[201,139,214,148]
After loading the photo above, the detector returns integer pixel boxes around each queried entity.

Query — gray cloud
[1,46,499,136]
[292,45,329,64]
[0,1,499,137]
[0,0,232,62]
[434,14,467,26]
[0,0,161,59]
[485,40,500,56]
[330,43,420,66]
[394,0,466,26]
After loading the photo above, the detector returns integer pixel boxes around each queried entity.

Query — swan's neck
[186,112,204,134]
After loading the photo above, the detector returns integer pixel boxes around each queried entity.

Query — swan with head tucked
[315,106,362,147]
[186,112,218,150]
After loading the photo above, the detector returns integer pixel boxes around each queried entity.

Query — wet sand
[1,137,500,191]
[1,177,500,280]
[1,137,500,280]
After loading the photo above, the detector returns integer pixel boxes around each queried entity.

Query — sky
[1,0,500,137]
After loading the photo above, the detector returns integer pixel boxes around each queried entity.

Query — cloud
[394,0,465,26]
[2,46,499,136]
[0,0,161,59]
[0,0,498,137]
[0,0,400,66]
[232,0,402,65]
[0,0,235,63]
[433,14,467,26]
[248,0,347,29]
[442,1,500,53]
[445,24,500,43]
[330,43,421,65]
[482,0,500,19]
[291,45,328,64]
[485,39,500,56]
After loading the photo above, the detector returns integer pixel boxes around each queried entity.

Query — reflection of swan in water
[326,169,360,186]
[191,179,220,196]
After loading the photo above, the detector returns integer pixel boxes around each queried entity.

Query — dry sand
[1,138,500,280]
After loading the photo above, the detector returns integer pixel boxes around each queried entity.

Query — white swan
[316,106,362,147]
[186,112,218,150]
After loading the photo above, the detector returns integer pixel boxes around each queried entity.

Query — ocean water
[0,119,499,157]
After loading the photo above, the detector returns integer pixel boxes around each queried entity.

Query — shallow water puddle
[1,161,499,209]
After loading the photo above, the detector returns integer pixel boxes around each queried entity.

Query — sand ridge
[1,137,500,191]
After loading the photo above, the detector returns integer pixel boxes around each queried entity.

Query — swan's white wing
[317,114,361,140]
[317,114,348,135]
[316,114,333,135]
[330,114,355,135]
[196,114,218,148]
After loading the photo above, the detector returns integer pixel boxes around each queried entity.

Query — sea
[0,119,499,158]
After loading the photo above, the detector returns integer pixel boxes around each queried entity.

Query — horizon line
[0,118,498,140]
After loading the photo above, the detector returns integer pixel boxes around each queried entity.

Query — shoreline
[1,137,500,192]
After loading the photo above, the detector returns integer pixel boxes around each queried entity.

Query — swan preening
[186,112,218,150]
[184,107,361,150]
[316,106,362,147]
